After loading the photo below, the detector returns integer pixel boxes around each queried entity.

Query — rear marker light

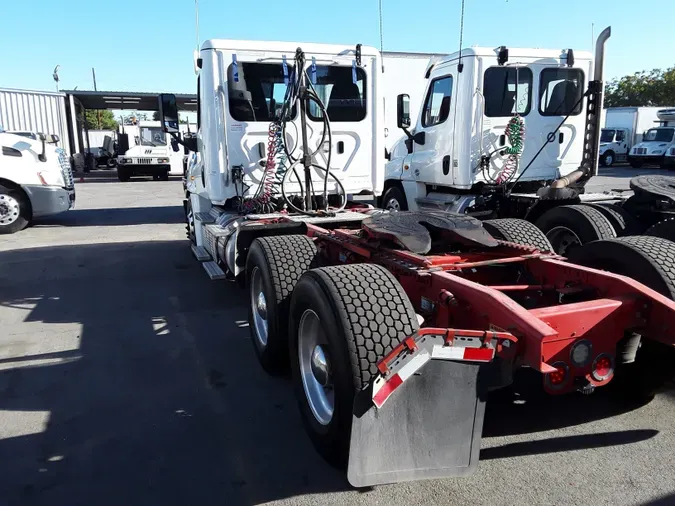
[546,362,569,389]
[592,354,614,381]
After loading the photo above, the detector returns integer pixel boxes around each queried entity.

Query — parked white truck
[116,121,183,181]
[627,108,675,169]
[0,128,75,234]
[598,107,665,167]
[156,30,675,487]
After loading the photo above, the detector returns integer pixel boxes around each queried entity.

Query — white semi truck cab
[0,129,75,234]
[116,121,183,181]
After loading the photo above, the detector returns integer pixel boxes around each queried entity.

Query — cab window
[308,65,367,122]
[422,76,453,127]
[539,68,584,116]
[227,63,295,122]
[615,130,625,142]
[484,67,532,117]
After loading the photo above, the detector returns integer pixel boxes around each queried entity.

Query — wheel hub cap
[546,226,582,256]
[386,198,401,211]
[250,267,269,347]
[0,195,20,225]
[310,345,331,387]
[256,292,267,320]
[298,309,334,425]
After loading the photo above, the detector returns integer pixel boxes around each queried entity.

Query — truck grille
[634,148,647,155]
[135,158,153,164]
[57,148,74,189]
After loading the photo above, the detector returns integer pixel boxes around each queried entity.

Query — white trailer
[599,107,668,166]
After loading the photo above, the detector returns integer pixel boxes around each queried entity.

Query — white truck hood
[124,145,170,157]
[632,142,671,155]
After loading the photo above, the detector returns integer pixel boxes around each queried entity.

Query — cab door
[404,67,455,187]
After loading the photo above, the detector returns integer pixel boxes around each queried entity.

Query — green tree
[84,109,119,130]
[605,66,675,107]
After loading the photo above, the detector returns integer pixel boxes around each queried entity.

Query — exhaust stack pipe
[550,26,611,190]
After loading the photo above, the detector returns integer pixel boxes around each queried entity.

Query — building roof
[62,90,197,111]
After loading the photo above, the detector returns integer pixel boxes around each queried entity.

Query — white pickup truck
[0,128,75,234]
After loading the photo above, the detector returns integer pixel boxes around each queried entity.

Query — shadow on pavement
[480,430,658,460]
[482,370,656,438]
[0,241,347,506]
[34,206,184,227]
[0,240,666,504]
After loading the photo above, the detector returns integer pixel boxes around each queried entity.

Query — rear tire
[568,236,675,399]
[381,185,408,212]
[645,218,675,242]
[482,218,553,252]
[289,264,418,468]
[246,235,318,374]
[581,203,641,237]
[0,187,30,235]
[535,205,616,256]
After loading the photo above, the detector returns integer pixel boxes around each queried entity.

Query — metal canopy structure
[62,90,197,111]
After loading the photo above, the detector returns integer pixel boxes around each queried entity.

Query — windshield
[140,127,166,146]
[643,128,674,143]
[600,129,615,143]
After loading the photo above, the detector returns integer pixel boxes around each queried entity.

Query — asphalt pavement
[0,168,673,506]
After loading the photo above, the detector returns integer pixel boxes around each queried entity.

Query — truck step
[203,261,227,280]
[195,212,215,223]
[191,244,211,262]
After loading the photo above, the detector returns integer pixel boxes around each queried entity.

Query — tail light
[591,354,614,381]
[545,362,569,390]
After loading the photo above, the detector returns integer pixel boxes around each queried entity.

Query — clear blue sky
[1,0,674,96]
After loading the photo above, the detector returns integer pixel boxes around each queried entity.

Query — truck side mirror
[171,138,180,152]
[158,93,180,134]
[47,134,59,144]
[397,94,411,129]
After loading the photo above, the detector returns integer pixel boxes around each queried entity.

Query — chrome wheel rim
[546,226,582,256]
[606,154,613,165]
[250,267,268,347]
[298,309,334,425]
[0,195,20,225]
[385,197,401,212]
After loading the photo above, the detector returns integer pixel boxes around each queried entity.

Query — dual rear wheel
[246,235,418,467]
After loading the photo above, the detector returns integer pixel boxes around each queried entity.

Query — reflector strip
[372,373,402,409]
[432,345,494,362]
[372,351,431,408]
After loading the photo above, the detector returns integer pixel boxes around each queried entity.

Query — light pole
[53,65,60,92]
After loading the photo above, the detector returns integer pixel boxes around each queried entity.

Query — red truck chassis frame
[299,219,675,395]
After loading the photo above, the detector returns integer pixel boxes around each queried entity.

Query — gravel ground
[0,169,673,506]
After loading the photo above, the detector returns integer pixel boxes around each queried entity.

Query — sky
[1,0,674,98]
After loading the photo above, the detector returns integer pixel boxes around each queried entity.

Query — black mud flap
[347,360,488,487]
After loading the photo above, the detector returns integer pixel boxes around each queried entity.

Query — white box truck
[599,107,670,167]
[627,108,675,169]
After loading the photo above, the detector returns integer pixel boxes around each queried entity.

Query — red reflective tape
[462,347,494,362]
[372,373,403,408]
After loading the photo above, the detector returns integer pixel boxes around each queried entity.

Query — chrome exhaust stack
[549,26,612,191]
